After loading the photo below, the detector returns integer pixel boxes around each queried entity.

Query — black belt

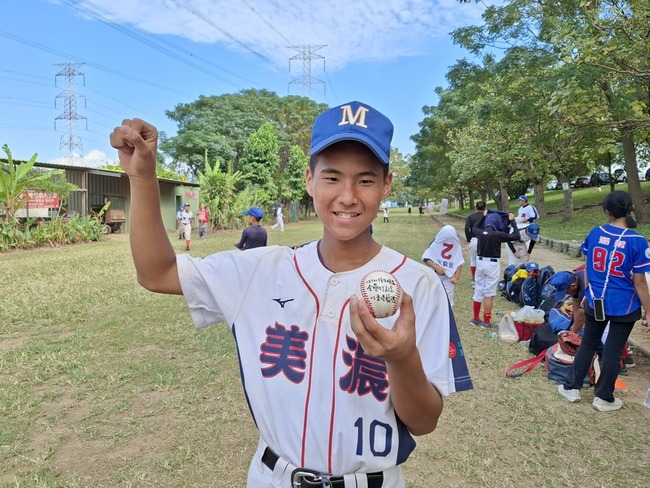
[262,447,384,487]
[478,256,498,262]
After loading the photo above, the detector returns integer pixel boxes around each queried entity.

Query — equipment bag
[528,322,558,356]
[512,306,545,340]
[507,277,526,304]
[505,343,592,385]
[514,321,543,342]
[545,343,592,386]
[520,274,541,307]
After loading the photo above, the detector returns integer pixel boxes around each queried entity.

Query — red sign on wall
[21,191,60,208]
[184,191,199,200]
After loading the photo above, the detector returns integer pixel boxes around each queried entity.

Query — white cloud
[46,149,110,168]
[76,0,488,71]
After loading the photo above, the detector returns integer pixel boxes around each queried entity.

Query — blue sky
[1,0,490,168]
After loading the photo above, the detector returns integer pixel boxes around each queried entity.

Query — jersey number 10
[354,417,392,457]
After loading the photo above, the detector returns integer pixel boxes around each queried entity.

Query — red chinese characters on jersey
[339,335,389,401]
[260,322,308,383]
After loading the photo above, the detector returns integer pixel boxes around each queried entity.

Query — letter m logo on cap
[339,104,369,128]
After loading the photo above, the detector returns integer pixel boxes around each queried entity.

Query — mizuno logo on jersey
[272,298,295,308]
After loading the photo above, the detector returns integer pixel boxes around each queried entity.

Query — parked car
[590,172,610,186]
[612,169,627,183]
[546,179,560,190]
[646,167,650,181]
[573,176,591,188]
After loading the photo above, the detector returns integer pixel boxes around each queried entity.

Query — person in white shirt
[506,195,538,265]
[271,204,284,232]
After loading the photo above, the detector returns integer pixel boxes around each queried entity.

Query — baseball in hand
[356,271,403,319]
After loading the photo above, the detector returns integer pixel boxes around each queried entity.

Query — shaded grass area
[1,210,648,487]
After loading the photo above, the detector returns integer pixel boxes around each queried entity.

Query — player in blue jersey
[558,191,650,411]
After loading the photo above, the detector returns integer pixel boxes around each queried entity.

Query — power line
[170,0,289,74]
[240,0,293,45]
[0,97,56,110]
[0,30,191,97]
[0,71,166,128]
[59,0,253,89]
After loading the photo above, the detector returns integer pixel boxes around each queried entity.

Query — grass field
[1,189,649,487]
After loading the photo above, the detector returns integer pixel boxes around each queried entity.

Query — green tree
[388,149,412,206]
[0,145,59,222]
[197,151,249,230]
[279,146,308,207]
[453,0,650,221]
[239,122,280,205]
[162,89,326,177]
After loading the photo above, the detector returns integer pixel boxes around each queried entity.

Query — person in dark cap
[471,208,520,328]
[234,206,267,250]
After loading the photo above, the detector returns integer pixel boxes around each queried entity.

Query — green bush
[0,215,103,252]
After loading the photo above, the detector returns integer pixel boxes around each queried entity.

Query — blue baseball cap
[525,262,539,273]
[310,101,394,164]
[548,271,577,302]
[517,195,528,202]
[527,223,540,241]
[242,206,263,220]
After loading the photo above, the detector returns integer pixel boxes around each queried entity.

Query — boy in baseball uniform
[110,101,472,487]
[506,195,538,265]
[422,224,464,307]
[179,203,194,251]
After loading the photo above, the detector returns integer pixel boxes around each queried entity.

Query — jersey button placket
[326,276,339,318]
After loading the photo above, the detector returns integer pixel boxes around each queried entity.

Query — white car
[546,179,559,190]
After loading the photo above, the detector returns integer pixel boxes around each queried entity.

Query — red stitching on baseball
[360,273,376,316]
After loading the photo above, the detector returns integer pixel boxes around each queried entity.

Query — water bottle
[487,332,499,340]
[644,386,650,409]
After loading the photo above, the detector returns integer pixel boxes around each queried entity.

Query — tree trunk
[621,132,649,224]
[499,181,509,211]
[558,172,573,221]
[533,181,545,217]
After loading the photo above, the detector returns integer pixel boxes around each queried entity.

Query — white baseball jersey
[180,210,193,226]
[177,241,472,478]
[516,205,537,231]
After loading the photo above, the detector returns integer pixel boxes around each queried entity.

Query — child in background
[471,209,520,328]
[179,203,193,251]
[422,224,464,307]
[197,202,210,240]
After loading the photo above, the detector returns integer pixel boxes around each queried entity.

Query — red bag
[514,321,543,341]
